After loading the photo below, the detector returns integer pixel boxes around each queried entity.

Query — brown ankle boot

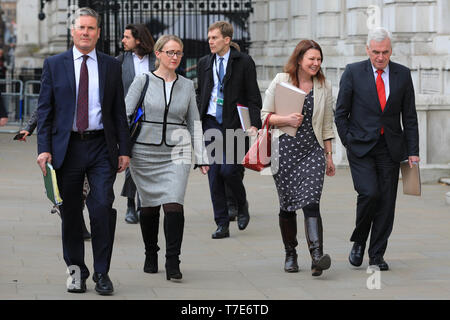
[304,216,331,276]
[279,216,299,273]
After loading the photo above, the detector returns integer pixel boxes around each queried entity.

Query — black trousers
[347,135,400,259]
[203,116,247,227]
[56,134,117,280]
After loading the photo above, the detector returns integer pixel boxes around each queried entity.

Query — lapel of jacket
[205,54,215,92]
[124,52,136,78]
[312,77,323,123]
[223,48,237,87]
[97,51,106,106]
[148,52,156,72]
[63,49,76,104]
[384,61,397,113]
[365,59,382,114]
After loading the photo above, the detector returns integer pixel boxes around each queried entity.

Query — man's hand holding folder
[37,152,52,176]
[401,156,421,196]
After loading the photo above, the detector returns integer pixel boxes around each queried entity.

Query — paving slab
[1,133,450,301]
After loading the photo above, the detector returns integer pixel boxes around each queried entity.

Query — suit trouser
[203,116,247,227]
[347,135,400,259]
[56,133,117,280]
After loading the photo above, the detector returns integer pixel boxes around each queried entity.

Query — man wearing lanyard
[196,21,262,239]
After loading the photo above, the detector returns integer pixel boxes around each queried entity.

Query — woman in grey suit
[126,35,208,281]
[261,40,335,277]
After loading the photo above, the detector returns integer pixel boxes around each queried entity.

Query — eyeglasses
[164,50,184,58]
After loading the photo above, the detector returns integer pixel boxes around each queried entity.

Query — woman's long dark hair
[284,40,325,87]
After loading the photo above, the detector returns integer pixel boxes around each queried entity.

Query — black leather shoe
[67,278,86,293]
[93,273,114,295]
[349,242,365,267]
[369,257,389,271]
[237,201,250,230]
[212,225,230,239]
[125,207,139,224]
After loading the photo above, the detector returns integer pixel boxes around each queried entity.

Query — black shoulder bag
[129,74,150,146]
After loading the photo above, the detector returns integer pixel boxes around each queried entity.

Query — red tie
[376,69,386,134]
[76,55,89,132]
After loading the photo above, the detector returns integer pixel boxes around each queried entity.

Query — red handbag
[242,113,272,171]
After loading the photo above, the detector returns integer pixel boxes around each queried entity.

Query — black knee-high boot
[304,216,331,276]
[279,211,299,273]
[164,210,184,281]
[139,208,160,273]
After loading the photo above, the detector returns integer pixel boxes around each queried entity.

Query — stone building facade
[14,0,450,181]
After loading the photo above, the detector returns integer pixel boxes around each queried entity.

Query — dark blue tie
[216,57,224,124]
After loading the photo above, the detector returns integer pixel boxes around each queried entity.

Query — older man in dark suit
[37,7,130,294]
[196,21,262,239]
[335,27,419,271]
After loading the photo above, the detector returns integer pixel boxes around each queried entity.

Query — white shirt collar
[132,52,147,60]
[371,62,389,75]
[216,48,231,64]
[73,46,97,62]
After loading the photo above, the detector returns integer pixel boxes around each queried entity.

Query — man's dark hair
[125,24,155,56]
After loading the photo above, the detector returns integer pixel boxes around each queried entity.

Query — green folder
[43,163,63,206]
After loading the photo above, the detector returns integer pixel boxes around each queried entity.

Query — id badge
[216,97,224,106]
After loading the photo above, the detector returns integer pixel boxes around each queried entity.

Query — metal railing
[1,79,41,133]
[0,79,24,133]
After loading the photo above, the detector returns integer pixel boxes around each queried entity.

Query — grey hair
[71,7,101,28]
[367,27,392,47]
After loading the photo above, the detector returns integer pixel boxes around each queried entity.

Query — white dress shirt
[371,63,390,101]
[207,48,231,117]
[133,53,149,76]
[165,80,174,104]
[72,46,103,131]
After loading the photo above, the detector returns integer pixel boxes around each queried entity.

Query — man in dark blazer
[197,21,262,239]
[335,27,419,271]
[36,7,131,294]
[117,23,156,224]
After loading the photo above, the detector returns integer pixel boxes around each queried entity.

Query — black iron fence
[67,0,253,79]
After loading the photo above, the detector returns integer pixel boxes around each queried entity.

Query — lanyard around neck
[214,57,225,89]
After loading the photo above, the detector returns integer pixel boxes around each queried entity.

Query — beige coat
[261,72,335,148]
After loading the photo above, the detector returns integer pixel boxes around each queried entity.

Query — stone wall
[250,0,450,182]
[15,0,67,69]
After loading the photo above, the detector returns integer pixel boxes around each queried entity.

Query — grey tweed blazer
[125,71,208,164]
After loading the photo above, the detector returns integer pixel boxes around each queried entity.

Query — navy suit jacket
[335,59,419,162]
[37,48,131,169]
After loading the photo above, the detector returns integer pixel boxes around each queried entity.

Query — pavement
[1,132,450,300]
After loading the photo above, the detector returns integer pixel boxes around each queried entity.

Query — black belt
[71,130,104,140]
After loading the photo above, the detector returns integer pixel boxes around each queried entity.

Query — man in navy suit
[36,7,131,294]
[335,27,419,271]
[196,21,261,239]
